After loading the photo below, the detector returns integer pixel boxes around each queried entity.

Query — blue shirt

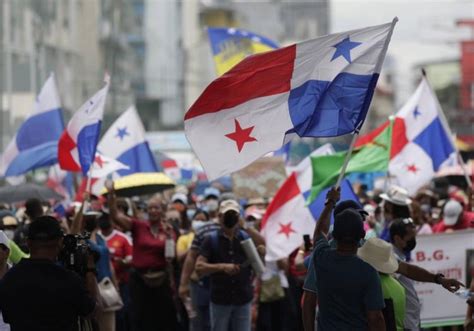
[88,234,112,281]
[313,235,384,331]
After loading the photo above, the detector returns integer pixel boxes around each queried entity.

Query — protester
[0,213,28,264]
[432,199,474,233]
[311,187,386,330]
[410,201,433,235]
[0,231,11,331]
[195,199,265,331]
[379,186,411,242]
[107,181,178,331]
[389,218,464,330]
[179,205,221,331]
[13,198,44,252]
[99,213,133,331]
[302,199,369,331]
[358,238,406,331]
[0,216,99,331]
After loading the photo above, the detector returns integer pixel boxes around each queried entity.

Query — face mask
[404,238,417,253]
[187,209,196,220]
[206,200,218,213]
[98,218,112,231]
[192,220,206,232]
[223,212,239,229]
[4,230,14,240]
[84,218,98,233]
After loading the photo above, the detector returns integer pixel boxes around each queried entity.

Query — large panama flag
[208,27,279,76]
[185,19,397,180]
[0,74,64,177]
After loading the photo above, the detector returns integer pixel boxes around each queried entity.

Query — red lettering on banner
[416,251,426,262]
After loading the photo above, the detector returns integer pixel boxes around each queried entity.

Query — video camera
[58,232,93,278]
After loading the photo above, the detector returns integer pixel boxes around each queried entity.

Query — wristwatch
[434,273,445,284]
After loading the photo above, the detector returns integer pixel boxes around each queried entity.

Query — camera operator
[0,216,100,331]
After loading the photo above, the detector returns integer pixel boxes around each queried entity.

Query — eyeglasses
[402,218,414,225]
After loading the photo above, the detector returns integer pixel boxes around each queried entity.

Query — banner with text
[412,230,474,327]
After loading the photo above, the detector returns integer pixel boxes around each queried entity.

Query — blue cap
[204,187,220,199]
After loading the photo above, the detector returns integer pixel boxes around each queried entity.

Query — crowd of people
[0,178,472,331]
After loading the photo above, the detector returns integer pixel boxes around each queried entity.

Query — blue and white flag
[388,76,459,194]
[0,74,64,176]
[98,105,157,176]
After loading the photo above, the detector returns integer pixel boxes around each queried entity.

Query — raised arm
[106,181,132,231]
[313,187,340,243]
[70,195,87,234]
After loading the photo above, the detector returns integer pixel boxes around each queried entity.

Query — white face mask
[4,230,14,240]
[206,200,219,213]
[192,220,206,232]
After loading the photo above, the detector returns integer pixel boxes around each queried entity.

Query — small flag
[208,27,279,76]
[58,77,110,175]
[309,121,392,202]
[186,19,397,180]
[261,143,360,261]
[98,105,157,176]
[0,74,64,176]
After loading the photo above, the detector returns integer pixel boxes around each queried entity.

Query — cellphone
[303,234,312,252]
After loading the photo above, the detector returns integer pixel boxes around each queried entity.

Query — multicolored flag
[0,74,64,176]
[207,27,279,76]
[58,76,110,175]
[186,20,397,180]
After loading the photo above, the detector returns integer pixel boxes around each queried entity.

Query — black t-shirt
[0,258,96,331]
[200,229,253,305]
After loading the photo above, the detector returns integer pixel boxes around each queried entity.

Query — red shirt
[131,219,176,270]
[432,211,474,233]
[102,230,133,284]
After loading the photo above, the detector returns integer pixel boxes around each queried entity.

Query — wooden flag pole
[335,129,360,188]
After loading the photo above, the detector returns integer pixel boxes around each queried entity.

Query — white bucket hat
[380,185,412,206]
[358,238,399,274]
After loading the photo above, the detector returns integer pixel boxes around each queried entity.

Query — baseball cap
[172,192,188,205]
[27,216,63,241]
[219,200,240,215]
[334,200,368,218]
[443,200,463,226]
[332,209,365,243]
[0,231,9,248]
[204,187,221,199]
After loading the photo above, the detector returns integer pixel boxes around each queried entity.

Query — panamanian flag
[185,19,398,180]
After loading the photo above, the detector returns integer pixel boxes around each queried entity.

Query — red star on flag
[94,155,107,168]
[406,164,419,174]
[225,119,257,152]
[278,222,296,238]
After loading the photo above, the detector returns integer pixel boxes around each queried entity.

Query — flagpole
[421,69,472,187]
[335,129,360,188]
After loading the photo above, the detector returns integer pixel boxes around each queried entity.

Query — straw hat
[357,238,399,274]
[380,185,412,206]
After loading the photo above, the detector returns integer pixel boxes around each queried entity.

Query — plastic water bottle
[454,288,473,299]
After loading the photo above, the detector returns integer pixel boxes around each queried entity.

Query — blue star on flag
[331,36,362,63]
[115,126,130,141]
[413,107,421,119]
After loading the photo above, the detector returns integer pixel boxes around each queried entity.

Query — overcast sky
[331,0,473,105]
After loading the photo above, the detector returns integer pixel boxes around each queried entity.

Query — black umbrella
[0,183,64,204]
